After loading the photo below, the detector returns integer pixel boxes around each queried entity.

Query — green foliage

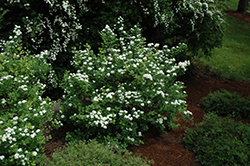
[0,26,56,166]
[183,113,250,166]
[196,0,250,82]
[57,17,191,147]
[201,89,250,119]
[38,139,153,166]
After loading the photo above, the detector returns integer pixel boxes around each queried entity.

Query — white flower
[1,98,6,104]
[41,101,46,105]
[138,132,142,137]
[143,74,153,81]
[30,133,36,138]
[69,103,72,107]
[17,148,22,152]
[32,151,37,156]
[0,155,5,160]
[147,43,154,47]
[106,92,114,99]
[14,153,20,159]
[154,43,160,47]
[184,110,193,115]
[61,115,65,118]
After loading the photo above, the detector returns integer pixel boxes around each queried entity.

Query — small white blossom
[184,110,193,115]
[0,155,5,160]
[32,151,37,156]
[143,74,153,81]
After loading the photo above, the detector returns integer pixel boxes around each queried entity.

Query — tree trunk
[237,0,249,14]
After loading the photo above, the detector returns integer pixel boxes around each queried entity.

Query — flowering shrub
[0,0,225,98]
[57,17,191,146]
[0,26,55,166]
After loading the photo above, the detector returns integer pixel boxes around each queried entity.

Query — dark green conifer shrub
[201,89,250,119]
[183,113,250,166]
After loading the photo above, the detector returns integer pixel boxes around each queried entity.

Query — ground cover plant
[38,139,153,166]
[183,113,250,166]
[57,17,192,147]
[201,89,250,119]
[0,26,58,165]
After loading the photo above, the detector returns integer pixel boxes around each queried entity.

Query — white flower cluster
[0,121,42,164]
[184,110,193,116]
[19,85,28,91]
[21,0,83,59]
[13,25,22,36]
[0,75,14,83]
[143,74,153,81]
[7,0,20,3]
[156,114,167,125]
[178,0,223,31]
[1,98,6,104]
[47,70,58,88]
[69,72,89,83]
[178,60,190,70]
[85,110,115,129]
[171,99,186,106]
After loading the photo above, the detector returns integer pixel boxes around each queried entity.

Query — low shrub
[183,113,250,166]
[38,139,153,166]
[201,89,250,119]
[57,17,191,147]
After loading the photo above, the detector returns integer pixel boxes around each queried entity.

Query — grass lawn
[196,0,250,82]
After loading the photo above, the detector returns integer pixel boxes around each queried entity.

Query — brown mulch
[130,75,250,166]
[225,10,250,23]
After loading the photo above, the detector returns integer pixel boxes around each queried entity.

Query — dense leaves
[183,113,250,166]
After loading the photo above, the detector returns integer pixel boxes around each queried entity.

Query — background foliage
[0,0,225,99]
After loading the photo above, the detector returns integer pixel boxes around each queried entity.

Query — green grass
[196,0,250,82]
